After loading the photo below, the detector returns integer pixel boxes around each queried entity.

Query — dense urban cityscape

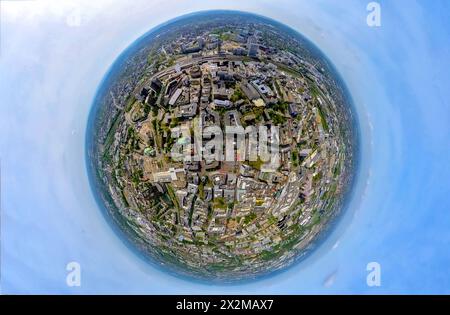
[89,12,357,281]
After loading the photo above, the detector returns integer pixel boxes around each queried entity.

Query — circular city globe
[87,11,358,282]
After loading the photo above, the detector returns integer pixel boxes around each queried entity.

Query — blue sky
[1,0,450,294]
